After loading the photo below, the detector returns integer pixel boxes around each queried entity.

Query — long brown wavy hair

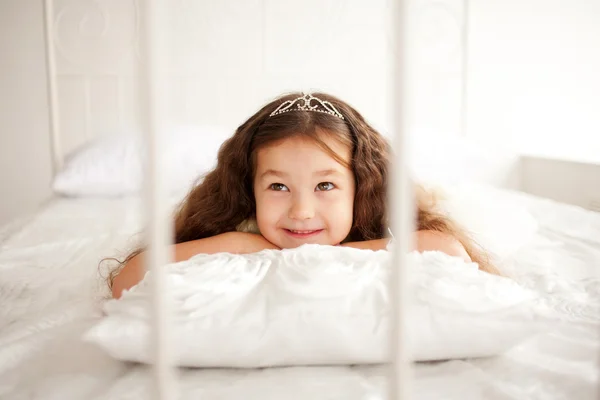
[105,92,498,289]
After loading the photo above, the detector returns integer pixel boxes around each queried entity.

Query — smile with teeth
[284,228,323,237]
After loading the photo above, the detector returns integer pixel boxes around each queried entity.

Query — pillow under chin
[84,245,545,368]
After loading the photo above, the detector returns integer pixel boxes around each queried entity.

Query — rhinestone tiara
[269,93,345,120]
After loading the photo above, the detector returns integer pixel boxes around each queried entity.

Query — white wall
[466,0,600,164]
[49,0,468,155]
[0,1,54,226]
[50,0,397,154]
[465,0,600,208]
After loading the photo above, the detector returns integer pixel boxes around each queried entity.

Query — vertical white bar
[140,1,176,399]
[389,0,414,399]
[42,0,64,176]
[460,0,470,137]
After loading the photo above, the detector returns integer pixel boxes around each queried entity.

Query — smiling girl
[109,92,497,298]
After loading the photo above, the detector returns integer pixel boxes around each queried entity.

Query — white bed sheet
[0,192,598,400]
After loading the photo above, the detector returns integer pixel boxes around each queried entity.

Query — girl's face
[253,134,355,249]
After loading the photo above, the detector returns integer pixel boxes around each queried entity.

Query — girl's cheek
[258,195,288,219]
[319,191,351,206]
[263,194,289,209]
[317,190,339,201]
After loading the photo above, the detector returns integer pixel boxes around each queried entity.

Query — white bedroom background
[48,0,393,154]
[0,0,468,222]
[1,0,600,226]
[466,0,600,163]
[466,0,600,208]
[0,1,54,226]
[47,0,468,154]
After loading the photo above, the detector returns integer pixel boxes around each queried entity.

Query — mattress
[0,192,598,400]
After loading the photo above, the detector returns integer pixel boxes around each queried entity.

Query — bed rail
[140,0,177,398]
[389,0,415,399]
[43,0,63,176]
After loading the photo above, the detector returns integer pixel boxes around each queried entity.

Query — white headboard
[47,0,467,168]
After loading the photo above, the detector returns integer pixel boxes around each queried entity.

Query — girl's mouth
[284,229,324,239]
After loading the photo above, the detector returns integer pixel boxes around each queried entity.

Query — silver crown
[269,93,345,120]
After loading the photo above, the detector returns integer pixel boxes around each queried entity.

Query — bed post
[42,0,63,176]
[389,0,415,399]
[460,0,470,137]
[141,0,177,398]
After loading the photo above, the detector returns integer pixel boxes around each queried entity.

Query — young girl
[109,92,498,298]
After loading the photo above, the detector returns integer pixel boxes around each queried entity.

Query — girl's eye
[269,183,289,191]
[315,182,335,191]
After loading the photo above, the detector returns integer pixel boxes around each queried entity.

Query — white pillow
[429,183,539,260]
[84,245,545,367]
[53,125,231,197]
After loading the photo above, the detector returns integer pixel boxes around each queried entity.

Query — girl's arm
[413,230,471,261]
[340,238,388,251]
[112,232,279,298]
[342,230,471,262]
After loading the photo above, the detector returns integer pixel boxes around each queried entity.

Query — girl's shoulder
[414,230,471,262]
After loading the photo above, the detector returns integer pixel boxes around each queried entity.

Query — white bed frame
[41,0,472,398]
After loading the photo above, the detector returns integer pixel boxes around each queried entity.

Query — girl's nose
[288,194,315,220]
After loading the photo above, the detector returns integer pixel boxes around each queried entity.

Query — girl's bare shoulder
[414,230,471,262]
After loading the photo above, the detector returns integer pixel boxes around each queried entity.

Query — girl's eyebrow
[260,169,287,179]
[314,169,343,177]
[260,168,343,179]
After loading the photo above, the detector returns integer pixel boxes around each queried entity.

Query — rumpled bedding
[0,192,599,399]
[85,247,543,367]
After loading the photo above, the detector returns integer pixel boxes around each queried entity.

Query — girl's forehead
[257,134,351,160]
